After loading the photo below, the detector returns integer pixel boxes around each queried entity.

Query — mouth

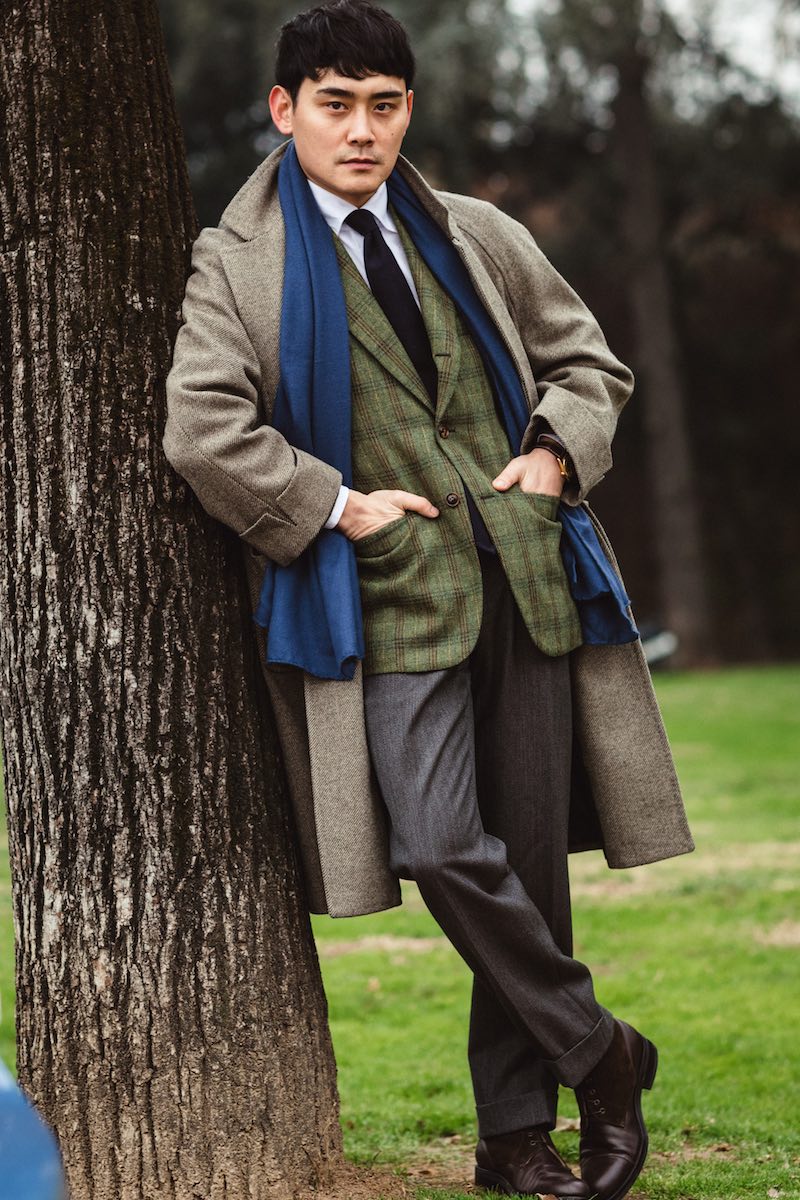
[344,158,378,166]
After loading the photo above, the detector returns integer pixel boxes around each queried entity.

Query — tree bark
[0,3,342,1197]
[611,34,717,666]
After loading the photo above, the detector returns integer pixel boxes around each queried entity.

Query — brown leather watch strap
[535,432,573,480]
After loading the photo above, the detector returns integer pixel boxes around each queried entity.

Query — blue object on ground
[0,1059,66,1200]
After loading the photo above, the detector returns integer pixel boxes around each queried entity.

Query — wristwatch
[535,431,573,480]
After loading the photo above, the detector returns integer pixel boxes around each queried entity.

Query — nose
[346,106,374,145]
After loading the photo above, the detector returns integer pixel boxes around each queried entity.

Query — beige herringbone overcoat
[163,139,695,917]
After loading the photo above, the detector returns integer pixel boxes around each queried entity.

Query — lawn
[2,664,799,1199]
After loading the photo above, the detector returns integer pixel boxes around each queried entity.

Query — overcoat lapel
[216,224,285,424]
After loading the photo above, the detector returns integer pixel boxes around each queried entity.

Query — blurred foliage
[159,0,522,223]
[489,1,800,662]
[159,0,800,661]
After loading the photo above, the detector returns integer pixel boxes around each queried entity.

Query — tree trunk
[0,3,342,1197]
[611,36,717,666]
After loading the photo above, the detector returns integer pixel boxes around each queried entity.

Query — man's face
[269,69,414,205]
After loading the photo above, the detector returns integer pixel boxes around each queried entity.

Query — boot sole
[601,1036,659,1200]
[474,1163,599,1199]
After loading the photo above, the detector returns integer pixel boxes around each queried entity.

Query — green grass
[310,663,800,1198]
[2,664,799,1199]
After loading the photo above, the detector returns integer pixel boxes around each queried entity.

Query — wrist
[324,484,350,530]
[524,447,566,494]
[534,433,573,481]
[337,488,366,535]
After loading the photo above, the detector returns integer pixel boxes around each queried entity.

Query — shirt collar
[304,175,396,237]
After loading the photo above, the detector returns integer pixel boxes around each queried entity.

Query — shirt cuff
[323,484,350,529]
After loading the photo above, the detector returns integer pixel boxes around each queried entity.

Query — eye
[326,101,346,111]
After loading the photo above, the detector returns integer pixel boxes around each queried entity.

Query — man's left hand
[491,448,564,497]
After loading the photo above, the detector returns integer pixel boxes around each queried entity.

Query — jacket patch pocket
[352,514,411,557]
[480,488,567,585]
[521,490,562,523]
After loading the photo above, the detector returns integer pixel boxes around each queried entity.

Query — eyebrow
[315,86,405,100]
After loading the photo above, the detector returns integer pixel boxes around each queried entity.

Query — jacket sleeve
[162,226,343,566]
[462,204,635,504]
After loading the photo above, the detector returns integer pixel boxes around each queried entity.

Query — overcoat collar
[215,138,540,434]
[218,139,458,242]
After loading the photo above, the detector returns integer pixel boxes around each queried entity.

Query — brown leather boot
[574,1018,658,1200]
[475,1124,597,1197]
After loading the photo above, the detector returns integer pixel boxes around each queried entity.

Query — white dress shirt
[304,176,422,530]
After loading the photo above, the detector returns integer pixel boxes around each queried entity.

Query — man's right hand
[338,489,440,541]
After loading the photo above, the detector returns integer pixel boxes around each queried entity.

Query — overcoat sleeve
[460,203,635,504]
[162,226,343,566]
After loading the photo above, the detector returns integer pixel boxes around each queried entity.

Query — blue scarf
[254,142,638,681]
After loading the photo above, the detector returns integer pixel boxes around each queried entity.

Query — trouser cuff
[476,1087,558,1139]
[542,1006,616,1088]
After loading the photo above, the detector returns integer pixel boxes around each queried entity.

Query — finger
[393,491,439,517]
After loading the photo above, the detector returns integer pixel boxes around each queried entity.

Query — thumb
[491,462,520,490]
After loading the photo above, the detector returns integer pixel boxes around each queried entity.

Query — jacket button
[445,492,460,507]
[438,424,450,438]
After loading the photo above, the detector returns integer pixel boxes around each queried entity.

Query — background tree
[490,0,800,663]
[0,2,344,1196]
[513,0,716,665]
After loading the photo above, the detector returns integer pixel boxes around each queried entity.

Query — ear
[269,85,294,135]
[404,89,414,133]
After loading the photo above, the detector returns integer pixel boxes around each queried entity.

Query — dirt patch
[753,919,800,947]
[295,1149,477,1197]
[387,1126,740,1196]
[298,1159,415,1198]
[319,935,446,960]
[295,1136,658,1198]
[401,1127,612,1195]
[404,1133,475,1191]
[294,1122,750,1197]
[651,1140,739,1163]
[387,845,800,909]
[569,840,800,899]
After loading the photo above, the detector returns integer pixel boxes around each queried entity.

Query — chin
[348,179,382,198]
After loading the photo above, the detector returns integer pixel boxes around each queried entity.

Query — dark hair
[275,0,415,103]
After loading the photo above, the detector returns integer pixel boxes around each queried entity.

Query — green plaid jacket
[335,209,583,675]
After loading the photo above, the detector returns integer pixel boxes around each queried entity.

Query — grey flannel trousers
[362,546,616,1137]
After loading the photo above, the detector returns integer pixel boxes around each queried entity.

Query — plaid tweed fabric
[334,209,583,675]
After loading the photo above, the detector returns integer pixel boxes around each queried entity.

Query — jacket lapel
[333,231,436,414]
[420,268,462,423]
[391,208,461,421]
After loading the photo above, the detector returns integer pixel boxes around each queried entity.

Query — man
[163,3,695,1197]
